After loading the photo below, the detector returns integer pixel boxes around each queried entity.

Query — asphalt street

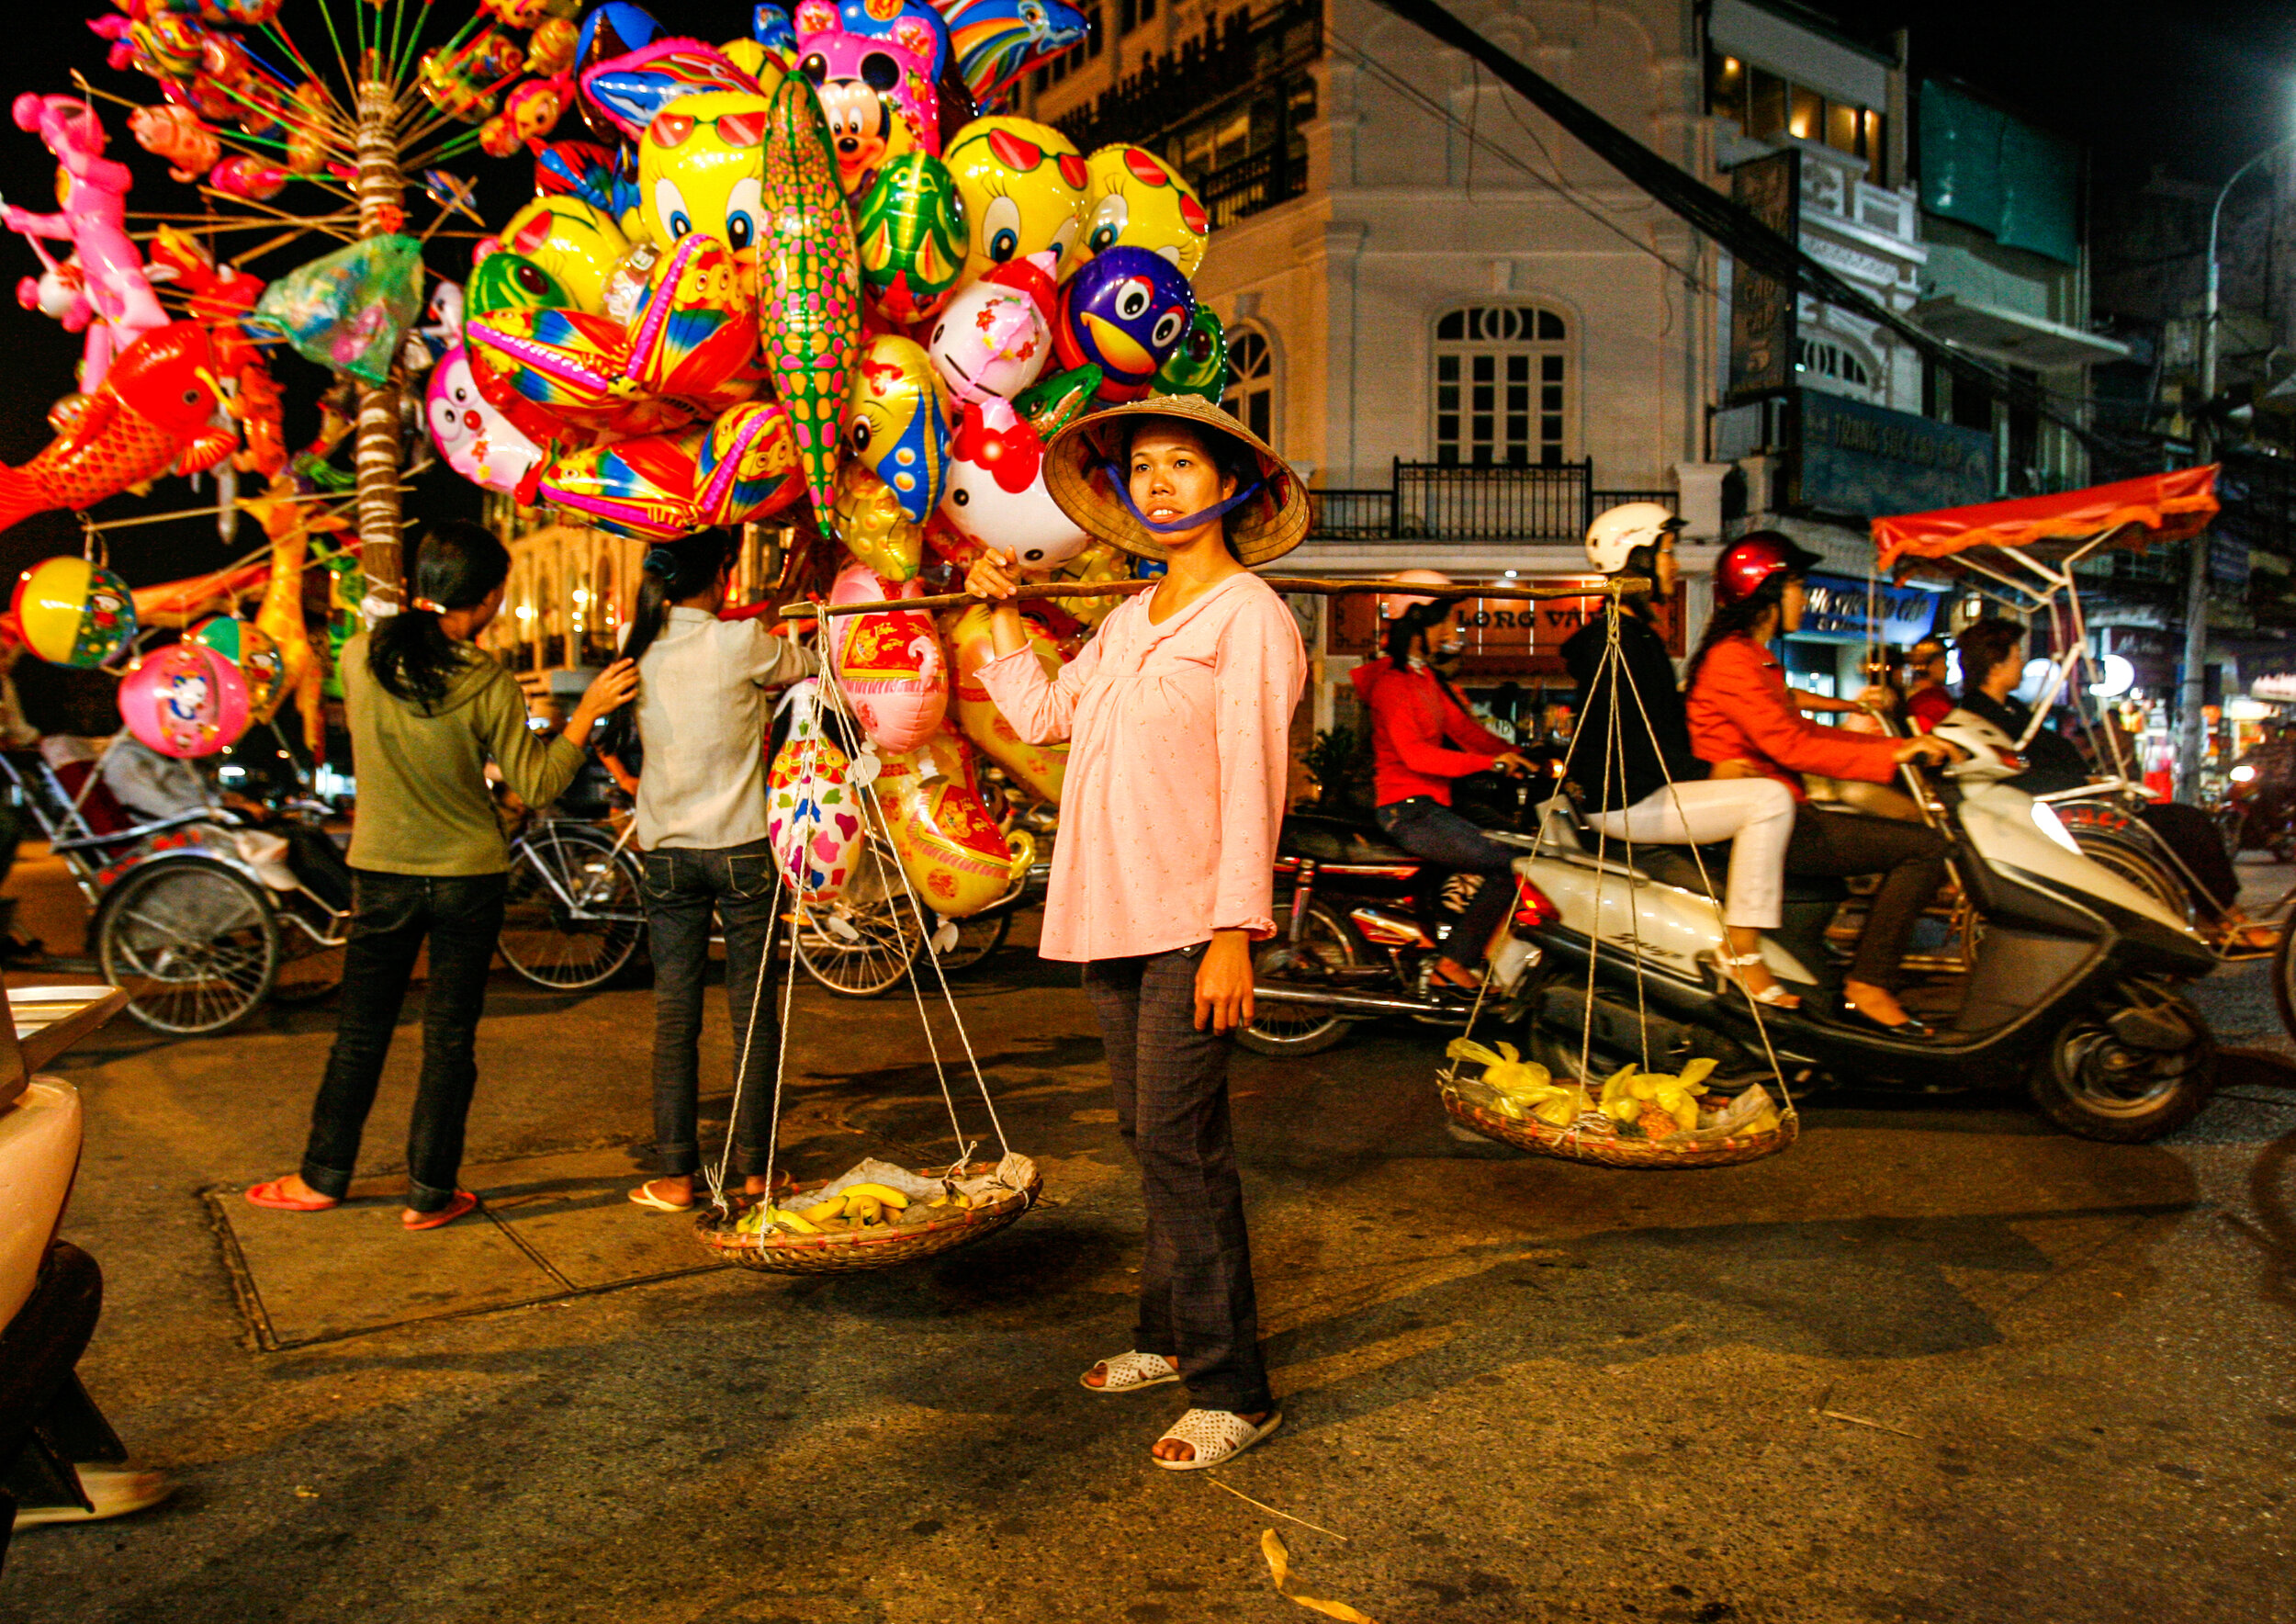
[6,860,2296,1623]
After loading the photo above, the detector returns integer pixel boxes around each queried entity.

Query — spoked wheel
[794,838,924,998]
[269,912,347,1006]
[500,822,646,990]
[1239,900,1364,1057]
[2075,833,2194,923]
[96,859,280,1035]
[931,907,1013,975]
[2030,979,2217,1142]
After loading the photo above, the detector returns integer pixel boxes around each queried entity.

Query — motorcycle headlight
[2233,763,2258,784]
[2031,800,2081,853]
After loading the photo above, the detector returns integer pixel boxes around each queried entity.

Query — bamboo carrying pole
[777,574,1652,620]
[352,63,406,609]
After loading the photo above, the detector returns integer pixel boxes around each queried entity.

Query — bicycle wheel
[269,915,346,1006]
[500,822,647,990]
[933,907,1013,974]
[794,838,923,998]
[97,859,280,1035]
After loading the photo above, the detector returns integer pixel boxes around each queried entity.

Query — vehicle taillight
[1513,878,1559,928]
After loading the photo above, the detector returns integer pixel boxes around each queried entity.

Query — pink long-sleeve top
[976,573,1306,964]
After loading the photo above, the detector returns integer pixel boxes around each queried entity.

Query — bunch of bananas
[736,1181,977,1237]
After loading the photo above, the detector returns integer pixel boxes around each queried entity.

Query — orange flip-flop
[245,1178,337,1212]
[402,1190,478,1232]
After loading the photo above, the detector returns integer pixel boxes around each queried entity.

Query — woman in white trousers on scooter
[1559,504,1803,1008]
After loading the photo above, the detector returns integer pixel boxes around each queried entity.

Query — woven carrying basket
[692,1161,1042,1275]
[1440,1085,1798,1169]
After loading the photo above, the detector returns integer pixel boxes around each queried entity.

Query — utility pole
[2180,139,2294,796]
[353,56,407,612]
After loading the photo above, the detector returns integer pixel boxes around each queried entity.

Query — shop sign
[2250,672,2296,701]
[1728,149,1799,403]
[1329,582,1685,672]
[1794,389,1996,519]
[1796,571,1941,647]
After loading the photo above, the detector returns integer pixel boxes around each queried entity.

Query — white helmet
[1378,568,1453,621]
[1585,502,1683,575]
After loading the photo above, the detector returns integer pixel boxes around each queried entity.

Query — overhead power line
[1365,0,2103,450]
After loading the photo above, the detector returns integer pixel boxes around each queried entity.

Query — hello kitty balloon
[940,396,1088,569]
[425,346,545,495]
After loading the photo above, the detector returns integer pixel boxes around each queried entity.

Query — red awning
[1871,466,2220,572]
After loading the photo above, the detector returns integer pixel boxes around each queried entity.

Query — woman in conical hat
[968,392,1307,1472]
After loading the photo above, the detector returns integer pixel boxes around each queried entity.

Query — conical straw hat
[1042,393,1311,568]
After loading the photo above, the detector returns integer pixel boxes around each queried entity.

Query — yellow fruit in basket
[841,1181,912,1210]
[766,1209,820,1235]
[1680,1057,1719,1090]
[1637,1104,1681,1141]
[850,1194,884,1226]
[1598,1064,1640,1122]
[802,1194,850,1225]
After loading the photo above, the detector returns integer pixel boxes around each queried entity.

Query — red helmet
[1713,530,1825,608]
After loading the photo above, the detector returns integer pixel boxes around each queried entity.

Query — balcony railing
[1307,460,1600,542]
[1199,149,1310,229]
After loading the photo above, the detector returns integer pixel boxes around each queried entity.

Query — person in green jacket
[246,521,636,1230]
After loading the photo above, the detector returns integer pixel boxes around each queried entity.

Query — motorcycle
[1497,712,2221,1143]
[1243,805,1551,1057]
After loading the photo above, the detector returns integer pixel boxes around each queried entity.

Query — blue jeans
[300,870,508,1213]
[1375,796,1520,969]
[640,840,782,1179]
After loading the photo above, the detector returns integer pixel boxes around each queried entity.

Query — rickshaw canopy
[1872,466,2220,575]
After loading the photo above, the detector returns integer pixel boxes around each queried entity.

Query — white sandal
[1705,949,1800,1009]
[1152,1407,1283,1471]
[1080,1350,1180,1393]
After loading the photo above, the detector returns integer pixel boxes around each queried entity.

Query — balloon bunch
[421,2,1227,919]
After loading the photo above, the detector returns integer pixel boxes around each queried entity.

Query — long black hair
[1683,570,1796,691]
[367,520,511,705]
[621,531,734,670]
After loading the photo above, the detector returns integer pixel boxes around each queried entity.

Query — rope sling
[1436,593,1799,1168]
[692,636,1040,1274]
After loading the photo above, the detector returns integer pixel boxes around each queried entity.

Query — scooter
[1501,712,2221,1143]
[1243,808,1550,1057]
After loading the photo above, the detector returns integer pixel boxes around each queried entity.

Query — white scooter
[1502,711,2221,1142]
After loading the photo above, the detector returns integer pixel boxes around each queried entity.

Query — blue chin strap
[1099,458,1265,539]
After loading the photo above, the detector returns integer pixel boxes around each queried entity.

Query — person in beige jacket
[247,521,636,1230]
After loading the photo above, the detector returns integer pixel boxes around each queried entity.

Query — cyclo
[0,746,350,1033]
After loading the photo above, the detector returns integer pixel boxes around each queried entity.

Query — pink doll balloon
[925,253,1056,406]
[118,641,250,760]
[2,96,167,393]
[828,559,947,752]
[426,347,546,496]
